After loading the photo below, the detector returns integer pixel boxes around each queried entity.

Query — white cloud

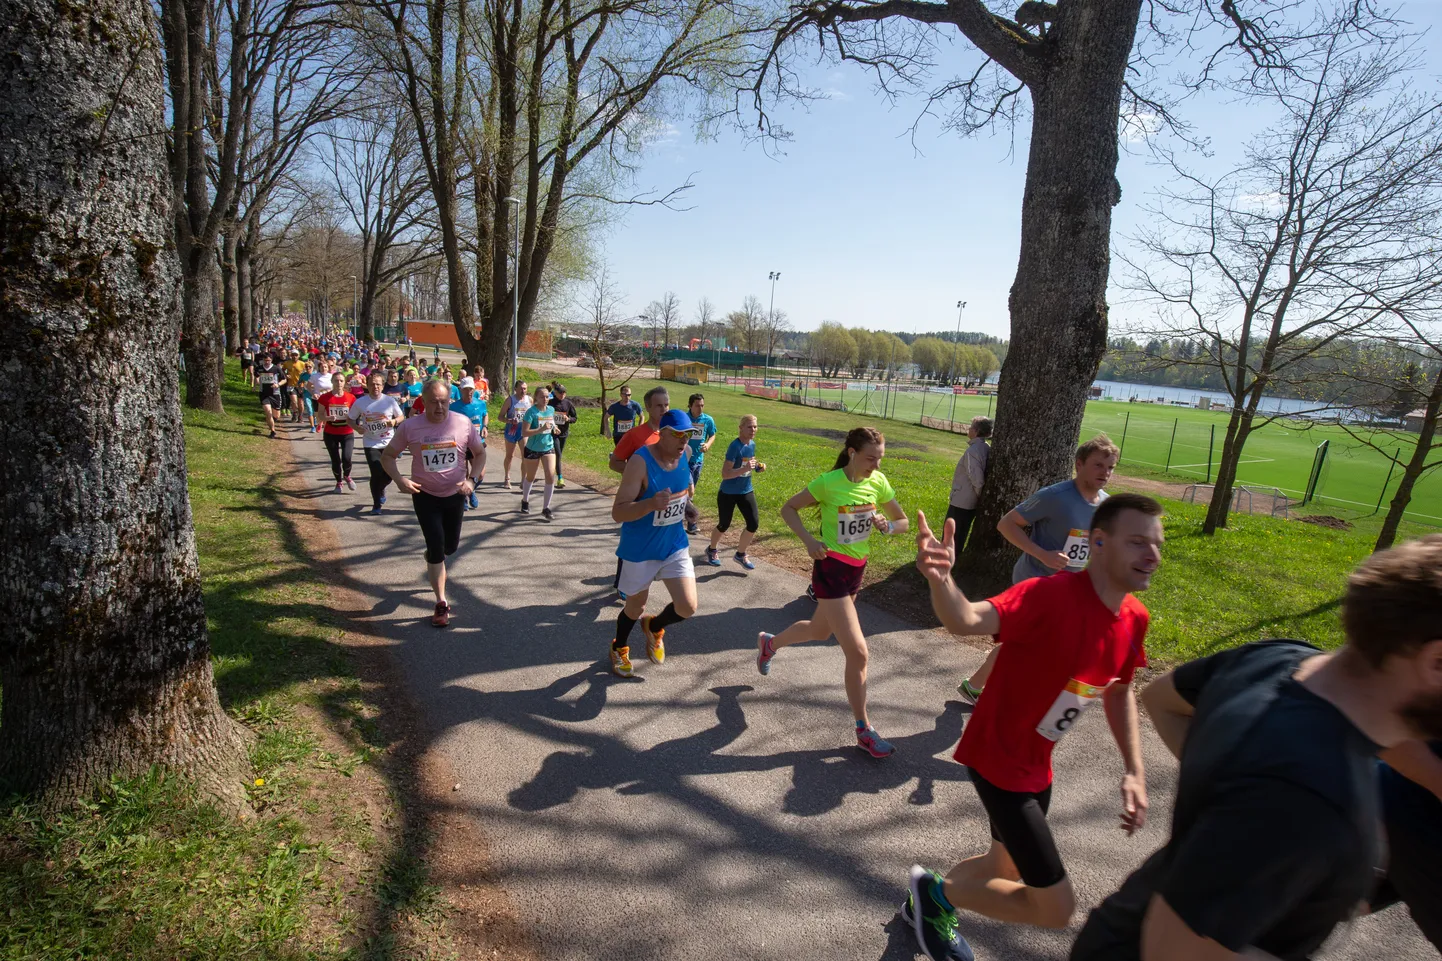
[1120,110,1161,143]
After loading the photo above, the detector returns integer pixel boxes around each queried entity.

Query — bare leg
[475,444,488,480]
[708,527,725,551]
[427,561,447,605]
[737,529,756,554]
[503,439,517,485]
[968,645,1001,690]
[659,575,698,617]
[541,454,556,509]
[942,840,1075,930]
[622,587,650,621]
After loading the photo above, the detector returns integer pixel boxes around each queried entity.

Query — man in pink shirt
[381,379,485,627]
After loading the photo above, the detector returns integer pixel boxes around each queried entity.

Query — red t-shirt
[613,423,659,462]
[954,570,1148,793]
[318,390,358,435]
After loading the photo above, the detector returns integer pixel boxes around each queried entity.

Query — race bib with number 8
[420,442,459,473]
[1035,678,1105,742]
[654,496,687,527]
[837,504,875,545]
[1062,529,1090,569]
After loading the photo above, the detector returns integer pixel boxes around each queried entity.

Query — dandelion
[254,778,265,787]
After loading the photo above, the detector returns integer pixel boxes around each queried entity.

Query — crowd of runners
[244,322,1442,961]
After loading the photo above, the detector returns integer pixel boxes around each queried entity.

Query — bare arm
[780,488,826,560]
[1104,680,1148,834]
[611,455,669,523]
[873,497,909,537]
[1142,895,1283,961]
[381,432,419,493]
[913,510,1002,636]
[999,509,1068,572]
[1381,740,1442,800]
[1140,670,1196,760]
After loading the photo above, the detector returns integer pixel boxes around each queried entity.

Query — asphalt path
[282,424,1431,961]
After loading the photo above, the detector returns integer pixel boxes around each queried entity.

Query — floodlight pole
[766,271,780,378]
[948,300,966,425]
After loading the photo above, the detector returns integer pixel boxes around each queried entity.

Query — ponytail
[832,426,885,471]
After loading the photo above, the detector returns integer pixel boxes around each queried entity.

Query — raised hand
[914,510,956,584]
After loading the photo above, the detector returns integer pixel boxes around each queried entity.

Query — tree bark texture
[1377,367,1442,551]
[181,250,225,410]
[220,224,240,353]
[236,227,254,341]
[0,0,251,810]
[958,0,1141,590]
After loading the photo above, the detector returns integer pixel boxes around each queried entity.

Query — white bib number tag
[259,372,277,385]
[328,404,349,422]
[616,418,634,433]
[540,416,555,432]
[1062,529,1090,569]
[364,414,389,434]
[837,504,875,545]
[1035,679,1105,742]
[420,442,459,473]
[655,496,687,527]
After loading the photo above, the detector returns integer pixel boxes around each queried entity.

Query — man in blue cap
[608,408,701,677]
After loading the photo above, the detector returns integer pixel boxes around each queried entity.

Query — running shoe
[806,584,817,602]
[956,679,984,706]
[686,524,700,535]
[704,547,721,567]
[467,491,479,510]
[333,482,344,494]
[431,601,451,628]
[609,644,634,678]
[856,725,896,758]
[756,632,776,675]
[734,553,756,571]
[905,865,973,961]
[379,495,387,506]
[520,500,530,514]
[556,477,566,489]
[309,426,317,433]
[503,480,512,490]
[345,477,356,491]
[641,615,665,665]
[542,507,553,520]
[370,504,383,515]
[269,430,277,438]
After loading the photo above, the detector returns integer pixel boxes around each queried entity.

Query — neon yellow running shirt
[806,468,897,562]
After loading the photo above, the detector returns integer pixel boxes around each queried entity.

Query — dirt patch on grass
[274,431,539,961]
[1298,514,1354,531]
[777,425,928,451]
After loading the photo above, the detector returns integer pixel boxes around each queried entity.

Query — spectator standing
[946,416,992,557]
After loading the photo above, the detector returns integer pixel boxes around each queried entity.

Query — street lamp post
[765,270,780,380]
[504,196,522,389]
[948,300,967,425]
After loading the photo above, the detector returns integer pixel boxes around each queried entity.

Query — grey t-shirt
[1011,479,1107,583]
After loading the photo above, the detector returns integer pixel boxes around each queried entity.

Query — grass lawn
[545,370,1438,665]
[0,362,452,960]
[699,377,1442,524]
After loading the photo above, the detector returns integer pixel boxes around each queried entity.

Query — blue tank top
[617,446,692,563]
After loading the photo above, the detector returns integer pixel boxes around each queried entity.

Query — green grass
[555,372,1438,664]
[0,362,447,960]
[701,376,1442,524]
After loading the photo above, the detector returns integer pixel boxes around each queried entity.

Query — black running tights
[413,490,465,564]
[364,447,394,506]
[323,431,354,482]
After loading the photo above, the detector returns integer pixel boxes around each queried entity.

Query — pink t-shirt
[394,411,484,496]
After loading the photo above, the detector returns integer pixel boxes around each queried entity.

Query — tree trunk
[0,0,251,811]
[220,225,240,352]
[1202,405,1251,532]
[236,227,253,341]
[180,252,225,412]
[957,0,1141,592]
[1376,367,1442,551]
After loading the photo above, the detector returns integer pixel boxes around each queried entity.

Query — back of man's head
[1342,534,1442,667]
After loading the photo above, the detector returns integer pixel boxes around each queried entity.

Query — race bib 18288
[836,503,875,545]
[1035,678,1105,742]
[1062,529,1091,569]
[419,442,459,473]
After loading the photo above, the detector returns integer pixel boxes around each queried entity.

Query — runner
[606,386,643,447]
[283,349,305,423]
[682,393,717,535]
[705,414,764,570]
[500,379,533,490]
[957,434,1118,705]
[349,371,405,513]
[903,493,1160,961]
[380,379,485,628]
[608,409,701,677]
[316,378,359,493]
[473,365,490,400]
[256,353,284,438]
[402,367,424,415]
[450,377,489,508]
[239,338,256,386]
[312,358,334,397]
[608,386,670,593]
[519,385,559,518]
[550,384,577,489]
[382,368,406,407]
[754,427,909,758]
[1071,533,1442,961]
[299,361,317,432]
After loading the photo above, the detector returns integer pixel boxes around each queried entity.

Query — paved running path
[284,427,1429,961]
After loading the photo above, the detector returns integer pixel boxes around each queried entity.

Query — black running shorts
[968,766,1065,889]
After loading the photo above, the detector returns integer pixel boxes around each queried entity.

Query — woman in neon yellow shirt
[755,426,909,757]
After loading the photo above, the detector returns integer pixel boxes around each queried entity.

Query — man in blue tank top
[608,409,701,677]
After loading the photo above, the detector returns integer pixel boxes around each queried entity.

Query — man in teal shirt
[451,377,489,509]
[683,392,717,534]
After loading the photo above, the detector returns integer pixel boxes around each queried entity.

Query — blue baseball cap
[658,409,700,435]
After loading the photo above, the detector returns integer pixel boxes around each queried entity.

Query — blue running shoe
[704,547,721,567]
[468,491,479,510]
[734,552,756,571]
[856,725,896,758]
[905,865,973,961]
[756,632,776,675]
[371,504,383,515]
[379,495,387,506]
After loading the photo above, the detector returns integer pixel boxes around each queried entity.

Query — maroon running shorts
[812,555,865,599]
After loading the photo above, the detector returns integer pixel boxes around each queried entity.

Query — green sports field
[703,377,1441,525]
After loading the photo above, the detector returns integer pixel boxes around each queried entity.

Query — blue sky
[598,3,1442,340]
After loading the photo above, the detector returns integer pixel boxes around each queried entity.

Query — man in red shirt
[901,492,1163,961]
[316,382,359,494]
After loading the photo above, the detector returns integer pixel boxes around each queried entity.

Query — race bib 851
[1062,529,1090,569]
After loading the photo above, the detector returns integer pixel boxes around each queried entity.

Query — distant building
[1404,408,1429,433]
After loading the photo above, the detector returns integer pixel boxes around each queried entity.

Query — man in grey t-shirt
[956,434,1119,704]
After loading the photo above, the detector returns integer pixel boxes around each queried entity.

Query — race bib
[1035,678,1105,742]
[616,418,634,433]
[258,372,277,385]
[1062,529,1091,569]
[654,496,687,527]
[328,404,349,422]
[539,416,555,432]
[837,503,875,545]
[363,414,389,434]
[420,442,459,473]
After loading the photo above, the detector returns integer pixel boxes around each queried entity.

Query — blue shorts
[689,459,703,487]
[505,423,522,444]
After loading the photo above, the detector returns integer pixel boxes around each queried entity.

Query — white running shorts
[618,547,694,597]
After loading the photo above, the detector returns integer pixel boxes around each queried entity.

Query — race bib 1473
[1035,678,1105,742]
[419,442,459,473]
